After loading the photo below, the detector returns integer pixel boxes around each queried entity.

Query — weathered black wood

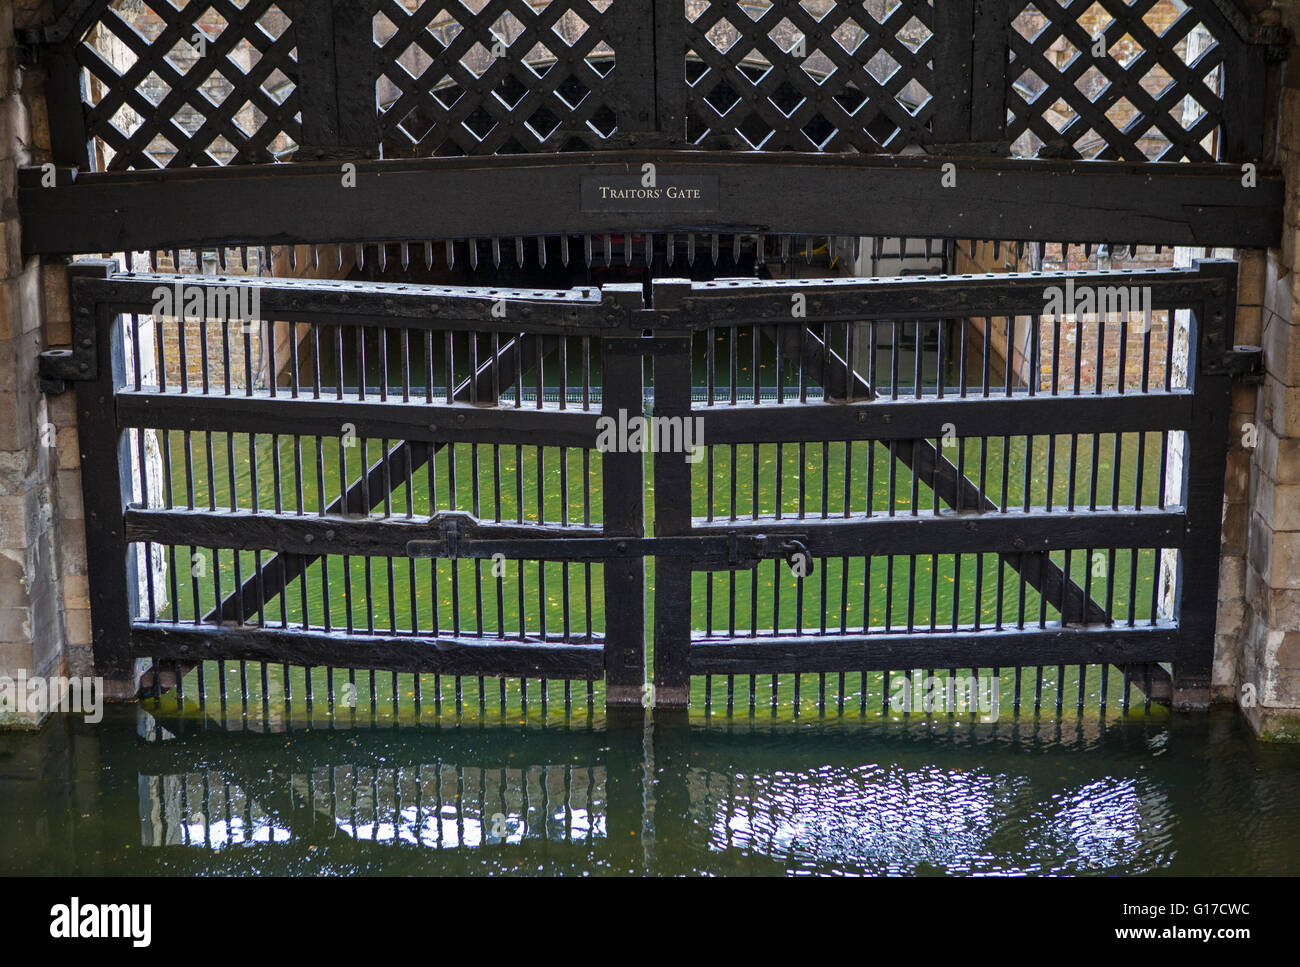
[650,281,694,707]
[970,0,1011,143]
[116,391,602,448]
[128,506,805,567]
[675,264,1236,325]
[688,510,1188,557]
[72,263,137,696]
[73,273,622,336]
[1224,43,1270,169]
[286,0,341,157]
[329,0,380,157]
[1174,260,1238,708]
[126,508,610,558]
[41,41,92,169]
[699,393,1194,445]
[932,0,974,143]
[602,289,650,704]
[651,0,686,138]
[688,626,1180,675]
[27,0,114,45]
[130,623,604,678]
[608,1,658,138]
[18,153,1284,255]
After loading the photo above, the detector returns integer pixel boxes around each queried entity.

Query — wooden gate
[67,256,1247,712]
[648,261,1246,711]
[69,265,658,708]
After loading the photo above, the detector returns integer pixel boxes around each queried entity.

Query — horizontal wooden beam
[687,625,1180,674]
[126,507,606,558]
[667,263,1233,324]
[699,393,1195,444]
[688,509,1188,555]
[131,623,605,678]
[117,391,604,447]
[19,152,1283,255]
[74,272,626,335]
[126,506,1184,559]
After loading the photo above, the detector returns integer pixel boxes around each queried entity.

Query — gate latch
[780,539,815,577]
[435,513,472,560]
[408,515,810,574]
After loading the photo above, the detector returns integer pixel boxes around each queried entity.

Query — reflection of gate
[69,258,1245,711]
[136,721,622,863]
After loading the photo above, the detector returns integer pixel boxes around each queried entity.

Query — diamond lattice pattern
[79,0,301,169]
[1008,0,1224,161]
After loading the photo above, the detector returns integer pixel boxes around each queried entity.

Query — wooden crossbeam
[19,153,1284,256]
[138,331,556,696]
[761,323,1174,702]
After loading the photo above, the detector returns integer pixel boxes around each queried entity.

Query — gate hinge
[39,261,111,394]
[38,346,95,394]
[1216,345,1265,385]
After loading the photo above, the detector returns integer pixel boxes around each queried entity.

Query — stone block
[61,573,87,612]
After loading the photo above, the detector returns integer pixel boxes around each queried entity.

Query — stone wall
[1238,3,1300,737]
[0,0,91,727]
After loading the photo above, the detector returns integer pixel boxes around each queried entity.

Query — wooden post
[651,280,694,708]
[1174,259,1238,708]
[72,260,140,700]
[602,286,648,707]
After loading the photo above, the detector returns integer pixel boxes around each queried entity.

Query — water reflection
[143,763,606,851]
[3,708,1299,876]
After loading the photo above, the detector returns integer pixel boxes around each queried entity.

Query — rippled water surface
[3,708,1298,876]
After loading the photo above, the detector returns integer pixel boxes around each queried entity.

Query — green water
[4,707,1299,876]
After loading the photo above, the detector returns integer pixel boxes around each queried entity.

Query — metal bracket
[406,513,807,571]
[1222,345,1265,385]
[39,260,113,395]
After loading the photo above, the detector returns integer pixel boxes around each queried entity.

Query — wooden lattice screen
[36,0,1276,172]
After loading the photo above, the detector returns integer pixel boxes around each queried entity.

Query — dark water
[3,707,1299,876]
